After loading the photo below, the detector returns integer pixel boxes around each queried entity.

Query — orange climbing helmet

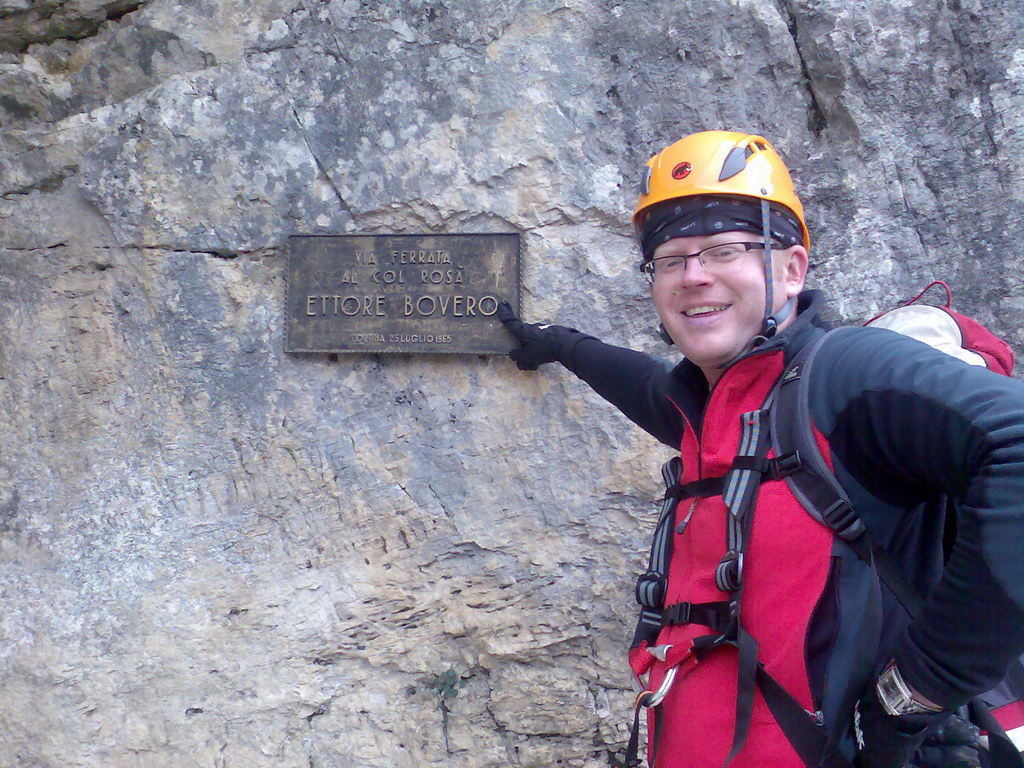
[633,130,809,250]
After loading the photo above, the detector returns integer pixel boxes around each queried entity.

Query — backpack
[863,281,1013,375]
[627,282,1023,768]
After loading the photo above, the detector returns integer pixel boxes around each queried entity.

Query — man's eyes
[706,246,740,260]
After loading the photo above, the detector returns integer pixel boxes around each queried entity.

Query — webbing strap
[669,455,802,501]
[716,408,773,593]
[661,600,731,629]
[660,458,679,499]
[625,693,650,768]
[716,408,776,768]
[732,452,802,479]
[720,623,761,767]
[632,457,683,646]
[757,665,853,768]
[676,476,724,498]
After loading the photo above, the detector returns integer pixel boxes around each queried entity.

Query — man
[497,131,1024,767]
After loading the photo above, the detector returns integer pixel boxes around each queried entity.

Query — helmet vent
[718,147,748,181]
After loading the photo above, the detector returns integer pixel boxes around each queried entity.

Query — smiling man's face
[649,232,808,385]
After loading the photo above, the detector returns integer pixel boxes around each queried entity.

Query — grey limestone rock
[1,0,1022,766]
[0,0,147,54]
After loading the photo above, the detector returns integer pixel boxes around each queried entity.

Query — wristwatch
[875,660,944,716]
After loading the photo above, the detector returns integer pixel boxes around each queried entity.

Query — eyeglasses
[639,241,766,280]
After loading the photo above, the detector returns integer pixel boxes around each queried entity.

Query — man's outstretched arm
[497,302,686,448]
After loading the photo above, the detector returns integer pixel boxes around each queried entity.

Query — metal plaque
[286,233,521,355]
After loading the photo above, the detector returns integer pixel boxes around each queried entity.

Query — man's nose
[675,256,714,287]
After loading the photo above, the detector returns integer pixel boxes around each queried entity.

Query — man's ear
[782,245,809,299]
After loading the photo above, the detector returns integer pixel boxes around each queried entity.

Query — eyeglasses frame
[638,240,776,280]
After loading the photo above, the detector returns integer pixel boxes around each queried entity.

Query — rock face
[1,1,1022,765]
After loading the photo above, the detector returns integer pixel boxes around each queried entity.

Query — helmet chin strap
[715,199,795,371]
[716,294,796,371]
[758,198,776,340]
[749,198,794,347]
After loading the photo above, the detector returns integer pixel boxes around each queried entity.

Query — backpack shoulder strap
[771,328,863,539]
[770,327,922,614]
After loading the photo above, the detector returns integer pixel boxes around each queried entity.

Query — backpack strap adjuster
[729,451,802,481]
[821,498,865,541]
[769,451,802,480]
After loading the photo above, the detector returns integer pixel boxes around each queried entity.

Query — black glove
[854,688,948,768]
[496,301,586,371]
[909,713,982,768]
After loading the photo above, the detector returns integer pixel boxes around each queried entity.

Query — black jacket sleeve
[808,326,1024,708]
[556,336,689,449]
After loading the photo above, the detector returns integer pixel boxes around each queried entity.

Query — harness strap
[661,600,731,629]
[673,476,723,498]
[757,665,854,768]
[721,623,762,767]
[716,407,776,767]
[671,454,802,501]
[634,449,803,627]
[632,457,683,648]
[732,452,802,479]
[627,372,816,767]
[626,691,654,768]
[715,407,773,593]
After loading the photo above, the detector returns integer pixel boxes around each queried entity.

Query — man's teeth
[683,305,728,317]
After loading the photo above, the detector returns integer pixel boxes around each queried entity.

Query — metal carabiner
[631,644,673,693]
[632,644,680,709]
[642,663,679,708]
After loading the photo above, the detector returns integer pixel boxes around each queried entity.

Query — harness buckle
[661,602,691,626]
